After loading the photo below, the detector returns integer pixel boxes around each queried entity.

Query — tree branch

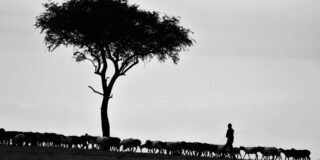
[87,45,102,75]
[121,60,139,75]
[85,57,98,72]
[88,86,104,96]
[119,55,136,73]
[106,45,120,73]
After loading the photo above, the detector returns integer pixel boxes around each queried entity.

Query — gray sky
[0,0,319,159]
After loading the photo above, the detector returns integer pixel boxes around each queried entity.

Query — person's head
[228,123,232,128]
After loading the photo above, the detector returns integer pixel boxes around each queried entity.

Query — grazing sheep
[195,142,209,157]
[181,142,205,157]
[165,142,183,155]
[216,144,226,157]
[257,146,282,160]
[218,145,242,159]
[96,136,106,148]
[38,132,58,147]
[4,131,21,145]
[23,132,39,147]
[233,147,242,159]
[60,135,72,148]
[0,128,5,145]
[120,138,141,152]
[69,135,88,149]
[96,136,121,151]
[206,144,219,157]
[107,137,121,151]
[240,146,259,160]
[290,148,311,160]
[37,133,48,147]
[84,134,98,149]
[179,142,218,157]
[194,142,217,157]
[52,134,64,147]
[141,140,166,154]
[180,141,193,156]
[48,133,59,147]
[13,133,25,146]
[193,142,207,157]
[280,148,296,160]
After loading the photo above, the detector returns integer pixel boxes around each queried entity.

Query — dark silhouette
[239,146,259,160]
[0,127,312,159]
[221,123,236,159]
[279,148,311,160]
[120,138,142,152]
[35,0,194,137]
[256,146,282,160]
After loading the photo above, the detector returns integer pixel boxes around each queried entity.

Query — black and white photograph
[0,0,318,159]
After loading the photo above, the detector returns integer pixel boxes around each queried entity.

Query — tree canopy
[36,0,193,73]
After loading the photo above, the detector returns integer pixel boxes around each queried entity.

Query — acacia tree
[35,0,194,137]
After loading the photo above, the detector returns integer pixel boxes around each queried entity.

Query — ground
[0,146,224,160]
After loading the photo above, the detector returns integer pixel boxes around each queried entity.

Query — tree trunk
[101,96,110,137]
[100,69,119,137]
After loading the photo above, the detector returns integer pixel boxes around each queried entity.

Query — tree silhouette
[35,0,194,137]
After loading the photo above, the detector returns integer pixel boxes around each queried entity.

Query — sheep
[84,134,98,149]
[13,133,25,146]
[194,142,218,157]
[181,142,205,157]
[179,142,218,157]
[206,144,219,157]
[120,138,141,152]
[96,136,106,149]
[23,132,39,147]
[215,144,241,159]
[96,136,121,151]
[37,133,48,147]
[106,137,121,151]
[68,135,88,149]
[279,148,311,160]
[52,134,64,147]
[0,128,5,145]
[12,132,39,147]
[240,146,259,160]
[195,142,211,157]
[141,140,166,154]
[180,141,193,156]
[165,142,183,156]
[280,148,296,160]
[193,142,207,157]
[60,135,72,148]
[60,135,80,148]
[3,131,21,145]
[257,146,282,160]
[233,147,242,159]
[216,144,226,157]
[290,148,311,160]
[38,132,58,147]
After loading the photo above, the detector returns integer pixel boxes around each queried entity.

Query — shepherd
[221,123,236,159]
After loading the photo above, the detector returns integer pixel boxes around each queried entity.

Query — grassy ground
[0,146,223,160]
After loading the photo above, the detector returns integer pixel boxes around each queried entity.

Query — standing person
[221,123,236,159]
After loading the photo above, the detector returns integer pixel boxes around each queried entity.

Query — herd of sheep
[0,128,311,160]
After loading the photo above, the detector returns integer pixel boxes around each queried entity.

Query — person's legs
[221,143,228,158]
[229,144,236,159]
[226,141,236,159]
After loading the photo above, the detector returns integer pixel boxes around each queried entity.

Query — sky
[0,0,319,159]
